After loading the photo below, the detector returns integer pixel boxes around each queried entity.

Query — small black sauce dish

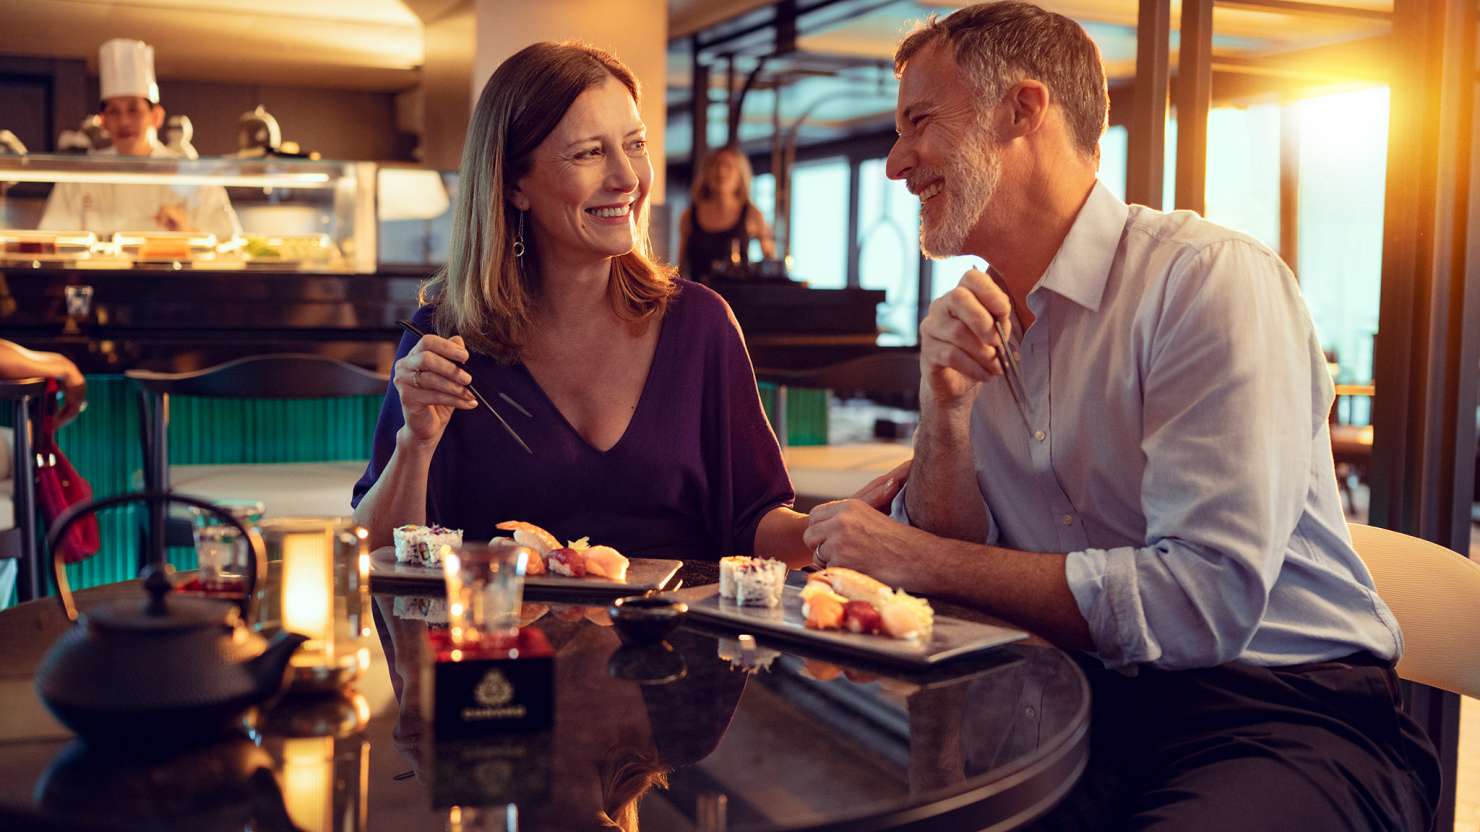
[608,596,688,646]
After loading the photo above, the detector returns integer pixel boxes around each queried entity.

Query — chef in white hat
[40,39,241,241]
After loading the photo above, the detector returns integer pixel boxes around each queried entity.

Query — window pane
[750,171,777,262]
[788,158,849,289]
[751,171,776,226]
[1205,103,1281,251]
[1098,124,1128,202]
[930,254,988,302]
[1295,86,1389,400]
[858,158,921,345]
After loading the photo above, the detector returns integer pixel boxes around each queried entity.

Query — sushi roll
[392,524,463,566]
[718,556,747,598]
[721,557,786,608]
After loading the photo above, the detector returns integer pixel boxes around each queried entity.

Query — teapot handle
[48,491,266,624]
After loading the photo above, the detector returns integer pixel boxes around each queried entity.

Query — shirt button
[1034,430,1047,442]
[1061,514,1074,526]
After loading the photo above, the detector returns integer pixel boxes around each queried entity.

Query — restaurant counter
[0,268,888,375]
[0,265,423,374]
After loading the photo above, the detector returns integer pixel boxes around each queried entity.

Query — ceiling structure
[663,0,1394,159]
[0,0,424,90]
[0,0,1394,156]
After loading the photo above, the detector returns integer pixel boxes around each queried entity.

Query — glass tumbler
[189,498,265,594]
[442,540,531,648]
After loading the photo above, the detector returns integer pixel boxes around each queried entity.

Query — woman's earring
[512,210,526,259]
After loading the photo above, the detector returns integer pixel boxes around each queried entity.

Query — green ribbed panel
[758,382,829,446]
[166,394,381,464]
[13,375,383,596]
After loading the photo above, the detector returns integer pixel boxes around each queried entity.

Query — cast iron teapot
[35,492,307,747]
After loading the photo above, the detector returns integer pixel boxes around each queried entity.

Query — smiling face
[101,96,163,156]
[885,42,1004,259]
[511,75,651,270]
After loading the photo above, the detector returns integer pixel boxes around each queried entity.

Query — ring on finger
[413,369,422,389]
[813,542,825,565]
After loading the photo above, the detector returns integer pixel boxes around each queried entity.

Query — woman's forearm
[352,428,437,549]
[754,506,812,569]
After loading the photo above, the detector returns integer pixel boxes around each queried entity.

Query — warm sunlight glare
[1294,86,1391,156]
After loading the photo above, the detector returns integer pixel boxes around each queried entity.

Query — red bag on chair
[34,379,100,564]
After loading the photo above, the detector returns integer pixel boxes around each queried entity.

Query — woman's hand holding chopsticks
[393,332,478,448]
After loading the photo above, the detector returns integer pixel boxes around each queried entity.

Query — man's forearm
[905,401,988,542]
[908,537,1093,653]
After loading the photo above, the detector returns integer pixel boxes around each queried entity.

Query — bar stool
[0,377,47,602]
[126,353,389,565]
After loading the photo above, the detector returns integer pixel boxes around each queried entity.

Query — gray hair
[894,2,1108,157]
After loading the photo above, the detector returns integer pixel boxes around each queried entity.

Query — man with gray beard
[802,3,1439,828]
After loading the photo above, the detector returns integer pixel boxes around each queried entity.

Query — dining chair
[0,377,47,603]
[126,354,388,565]
[1347,522,1480,698]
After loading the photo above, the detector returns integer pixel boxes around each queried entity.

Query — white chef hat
[99,39,160,103]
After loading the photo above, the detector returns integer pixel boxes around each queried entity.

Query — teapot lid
[85,564,239,633]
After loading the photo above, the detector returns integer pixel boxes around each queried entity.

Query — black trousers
[1029,652,1442,831]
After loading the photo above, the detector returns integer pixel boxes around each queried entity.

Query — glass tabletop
[0,561,1089,831]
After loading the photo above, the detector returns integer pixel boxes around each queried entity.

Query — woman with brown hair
[352,42,890,563]
[678,145,775,282]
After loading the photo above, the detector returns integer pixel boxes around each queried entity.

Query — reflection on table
[0,561,1089,831]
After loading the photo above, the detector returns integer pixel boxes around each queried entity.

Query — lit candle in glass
[261,517,372,691]
[282,529,335,666]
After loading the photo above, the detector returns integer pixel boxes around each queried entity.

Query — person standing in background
[678,145,774,282]
[39,39,240,241]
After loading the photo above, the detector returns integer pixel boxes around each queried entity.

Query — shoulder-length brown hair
[422,41,677,363]
[689,144,754,206]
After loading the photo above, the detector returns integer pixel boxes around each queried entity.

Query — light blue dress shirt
[898,181,1401,670]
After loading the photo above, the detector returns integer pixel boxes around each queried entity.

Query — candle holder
[258,517,372,693]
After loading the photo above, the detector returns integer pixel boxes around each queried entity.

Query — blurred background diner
[0,1,1477,830]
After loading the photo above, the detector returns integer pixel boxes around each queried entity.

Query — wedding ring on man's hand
[813,543,825,566]
[413,369,422,389]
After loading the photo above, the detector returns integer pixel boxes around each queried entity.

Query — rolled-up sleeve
[1065,241,1322,669]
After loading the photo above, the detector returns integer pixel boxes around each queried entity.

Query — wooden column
[1369,0,1479,827]
[1174,0,1213,213]
[1127,0,1171,208]
[1279,103,1301,274]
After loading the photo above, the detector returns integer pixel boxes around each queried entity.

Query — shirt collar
[1029,179,1129,313]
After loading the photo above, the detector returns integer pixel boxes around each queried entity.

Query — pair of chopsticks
[396,319,534,455]
[985,267,1034,438]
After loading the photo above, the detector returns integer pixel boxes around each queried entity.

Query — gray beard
[920,133,1003,259]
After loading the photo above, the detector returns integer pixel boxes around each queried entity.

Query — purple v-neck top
[352,280,795,560]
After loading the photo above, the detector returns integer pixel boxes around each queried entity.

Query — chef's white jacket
[38,142,242,241]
